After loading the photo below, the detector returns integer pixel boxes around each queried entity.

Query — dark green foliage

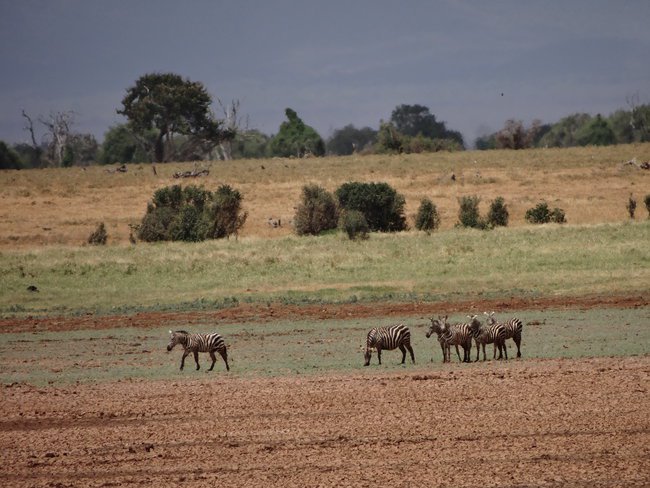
[375,121,405,154]
[269,108,325,158]
[339,210,369,240]
[100,124,151,164]
[118,72,230,163]
[231,130,270,159]
[87,222,108,245]
[0,141,22,169]
[576,114,616,146]
[626,194,637,219]
[525,202,567,224]
[644,194,650,218]
[486,196,509,227]
[335,182,407,232]
[208,185,248,239]
[390,104,464,146]
[414,198,440,232]
[294,185,339,236]
[326,124,377,155]
[136,184,247,242]
[457,195,485,229]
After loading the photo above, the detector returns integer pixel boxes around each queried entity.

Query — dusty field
[1,356,648,487]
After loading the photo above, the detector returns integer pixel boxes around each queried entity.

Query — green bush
[525,202,567,224]
[136,184,247,242]
[339,210,369,240]
[335,181,407,232]
[414,198,440,232]
[457,195,485,229]
[486,196,509,227]
[87,222,108,245]
[294,184,339,236]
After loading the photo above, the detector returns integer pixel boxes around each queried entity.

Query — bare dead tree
[216,98,245,160]
[21,110,44,166]
[38,111,75,166]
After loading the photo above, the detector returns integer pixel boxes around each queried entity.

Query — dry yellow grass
[1,143,649,249]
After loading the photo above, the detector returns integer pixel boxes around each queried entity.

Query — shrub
[87,222,108,245]
[525,202,566,224]
[644,194,650,218]
[626,194,637,219]
[414,198,440,232]
[294,184,339,236]
[335,181,407,232]
[486,196,509,227]
[339,210,369,240]
[457,195,485,229]
[136,184,247,242]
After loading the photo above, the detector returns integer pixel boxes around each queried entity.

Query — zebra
[485,312,523,358]
[426,316,449,363]
[440,318,474,363]
[364,324,415,366]
[167,330,230,371]
[468,315,507,361]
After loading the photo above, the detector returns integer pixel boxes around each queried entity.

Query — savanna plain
[1,145,649,487]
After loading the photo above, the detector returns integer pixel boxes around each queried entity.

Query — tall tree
[118,72,232,163]
[269,108,324,157]
[390,104,464,146]
[326,124,377,155]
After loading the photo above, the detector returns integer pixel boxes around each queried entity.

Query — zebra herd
[166,311,523,372]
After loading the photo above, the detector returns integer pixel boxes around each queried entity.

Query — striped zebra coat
[167,330,230,371]
[443,320,474,363]
[485,312,523,358]
[364,324,415,366]
[468,315,507,361]
[426,317,449,363]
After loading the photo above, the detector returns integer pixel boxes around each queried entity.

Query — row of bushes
[89,184,649,245]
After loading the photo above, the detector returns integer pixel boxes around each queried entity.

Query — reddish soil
[2,356,649,487]
[1,293,647,334]
[2,294,649,486]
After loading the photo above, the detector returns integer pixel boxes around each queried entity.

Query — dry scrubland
[1,143,649,248]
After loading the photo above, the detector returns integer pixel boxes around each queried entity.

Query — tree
[538,113,591,147]
[414,198,440,233]
[0,141,22,169]
[65,133,99,166]
[390,104,464,146]
[495,119,543,150]
[375,121,405,154]
[230,129,270,159]
[269,108,325,157]
[118,72,232,163]
[575,114,615,146]
[100,124,152,164]
[39,111,74,166]
[326,124,377,155]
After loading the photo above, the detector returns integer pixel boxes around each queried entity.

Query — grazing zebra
[485,312,523,358]
[426,316,449,363]
[364,324,415,366]
[468,315,507,361]
[167,330,230,371]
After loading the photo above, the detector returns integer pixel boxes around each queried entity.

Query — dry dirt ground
[1,297,649,487]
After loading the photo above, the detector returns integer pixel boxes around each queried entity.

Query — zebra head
[483,311,496,325]
[468,314,482,330]
[426,316,446,338]
[167,330,188,351]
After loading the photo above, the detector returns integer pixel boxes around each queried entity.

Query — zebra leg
[219,349,230,371]
[406,344,415,364]
[399,344,407,364]
[493,343,497,360]
[482,343,487,361]
[475,340,480,362]
[515,334,522,358]
[503,341,508,360]
[208,351,217,371]
[193,351,200,370]
[180,350,190,370]
[377,348,382,365]
[454,345,461,362]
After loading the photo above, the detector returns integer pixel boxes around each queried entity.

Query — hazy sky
[1,0,649,147]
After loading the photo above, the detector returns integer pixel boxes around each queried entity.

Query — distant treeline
[2,98,649,170]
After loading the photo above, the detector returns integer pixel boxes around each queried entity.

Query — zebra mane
[173,330,190,335]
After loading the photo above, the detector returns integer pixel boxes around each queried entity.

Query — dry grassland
[1,144,649,249]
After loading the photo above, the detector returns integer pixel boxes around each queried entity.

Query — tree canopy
[118,72,233,163]
[269,108,325,157]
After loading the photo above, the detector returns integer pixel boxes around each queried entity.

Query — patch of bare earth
[0,293,646,333]
[1,356,649,487]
